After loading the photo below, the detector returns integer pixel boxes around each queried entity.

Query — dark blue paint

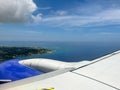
[0,59,43,81]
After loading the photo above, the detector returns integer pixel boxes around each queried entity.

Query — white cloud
[0,0,37,23]
[41,9,120,28]
[96,9,120,22]
[55,10,68,15]
[32,14,42,24]
[38,7,51,10]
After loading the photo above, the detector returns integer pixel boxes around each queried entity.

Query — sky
[0,0,120,42]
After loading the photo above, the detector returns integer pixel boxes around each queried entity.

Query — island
[0,46,53,61]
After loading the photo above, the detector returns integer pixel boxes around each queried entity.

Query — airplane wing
[0,50,120,90]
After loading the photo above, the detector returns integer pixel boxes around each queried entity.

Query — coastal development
[0,46,52,61]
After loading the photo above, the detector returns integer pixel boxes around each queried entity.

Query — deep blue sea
[0,41,120,62]
[0,41,120,82]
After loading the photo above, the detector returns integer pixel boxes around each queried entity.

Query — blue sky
[0,0,120,42]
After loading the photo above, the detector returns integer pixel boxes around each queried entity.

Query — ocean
[0,41,120,62]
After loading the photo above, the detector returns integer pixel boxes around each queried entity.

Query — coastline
[0,46,53,62]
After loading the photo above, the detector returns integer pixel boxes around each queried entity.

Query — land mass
[0,46,53,61]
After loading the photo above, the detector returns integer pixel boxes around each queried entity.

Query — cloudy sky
[0,0,120,42]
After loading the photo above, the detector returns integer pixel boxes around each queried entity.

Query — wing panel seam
[72,72,120,90]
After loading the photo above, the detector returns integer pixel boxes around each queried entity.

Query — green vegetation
[0,46,53,61]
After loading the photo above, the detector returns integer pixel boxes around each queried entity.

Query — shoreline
[0,46,53,62]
